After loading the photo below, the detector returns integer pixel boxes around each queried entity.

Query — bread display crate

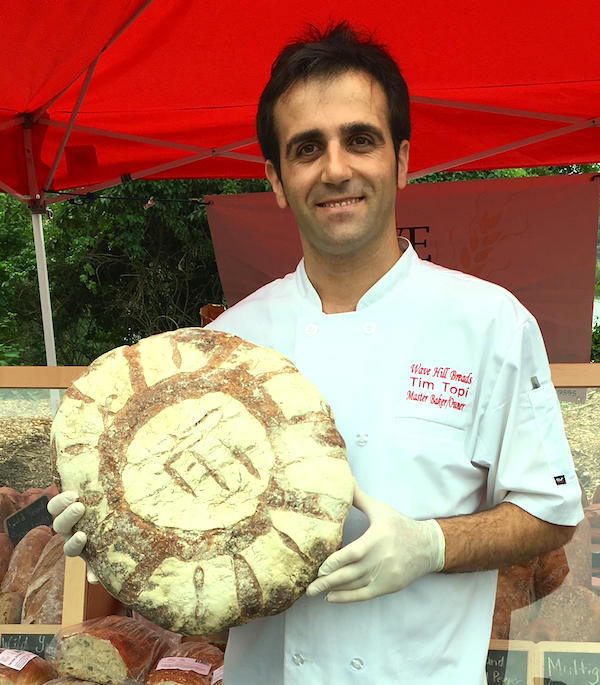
[1,363,600,656]
[0,365,118,648]
[0,554,124,649]
[487,640,600,684]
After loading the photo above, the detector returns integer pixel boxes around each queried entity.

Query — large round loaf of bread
[51,328,353,635]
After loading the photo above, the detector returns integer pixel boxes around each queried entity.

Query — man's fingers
[47,491,78,517]
[63,530,87,557]
[306,563,367,597]
[46,492,97,584]
[326,585,377,604]
[318,537,370,577]
[351,484,390,520]
[52,501,85,537]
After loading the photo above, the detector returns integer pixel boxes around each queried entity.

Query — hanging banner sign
[206,174,599,363]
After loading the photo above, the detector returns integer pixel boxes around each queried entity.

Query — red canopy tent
[1,0,599,365]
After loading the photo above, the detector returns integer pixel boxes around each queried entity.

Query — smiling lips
[318,197,363,208]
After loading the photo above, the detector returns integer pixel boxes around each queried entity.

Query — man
[52,22,583,684]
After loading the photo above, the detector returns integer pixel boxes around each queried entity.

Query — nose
[320,143,352,185]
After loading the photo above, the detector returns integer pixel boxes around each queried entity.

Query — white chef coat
[207,238,583,685]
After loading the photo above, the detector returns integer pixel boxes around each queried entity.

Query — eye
[297,142,319,157]
[351,135,373,148]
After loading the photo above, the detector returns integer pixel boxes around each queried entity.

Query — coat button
[305,324,318,337]
[350,658,364,670]
[291,653,305,665]
[363,322,376,335]
[355,433,369,446]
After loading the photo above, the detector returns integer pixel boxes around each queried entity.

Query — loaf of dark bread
[491,557,536,639]
[45,615,169,685]
[515,617,561,643]
[0,592,23,624]
[0,491,21,530]
[21,534,65,624]
[0,527,53,598]
[51,329,353,635]
[146,641,224,685]
[535,585,600,641]
[0,535,13,586]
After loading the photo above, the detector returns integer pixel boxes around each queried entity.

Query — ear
[265,160,288,209]
[396,140,410,191]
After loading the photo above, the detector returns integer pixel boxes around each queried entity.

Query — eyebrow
[284,122,386,158]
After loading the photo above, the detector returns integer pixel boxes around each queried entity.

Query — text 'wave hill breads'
[51,328,353,635]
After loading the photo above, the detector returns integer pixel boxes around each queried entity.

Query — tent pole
[30,207,60,415]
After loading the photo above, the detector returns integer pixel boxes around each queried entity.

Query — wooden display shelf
[1,363,598,656]
[0,366,86,389]
[0,556,123,645]
[1,363,599,389]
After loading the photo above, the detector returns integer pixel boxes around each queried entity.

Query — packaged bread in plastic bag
[45,615,169,685]
[146,641,224,685]
[0,649,55,685]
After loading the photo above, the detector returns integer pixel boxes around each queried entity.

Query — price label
[556,387,587,405]
[486,648,527,685]
[0,650,37,670]
[3,496,52,546]
[545,650,600,684]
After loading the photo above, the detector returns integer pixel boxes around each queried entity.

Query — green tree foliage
[0,179,268,365]
[592,320,600,363]
[1,166,598,366]
[0,194,41,365]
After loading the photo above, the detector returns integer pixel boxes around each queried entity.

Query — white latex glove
[305,483,445,603]
[47,491,99,584]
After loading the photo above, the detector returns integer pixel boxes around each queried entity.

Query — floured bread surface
[51,328,353,635]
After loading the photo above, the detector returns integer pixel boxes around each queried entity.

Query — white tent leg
[31,210,60,416]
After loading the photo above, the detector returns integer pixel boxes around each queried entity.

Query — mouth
[317,197,363,208]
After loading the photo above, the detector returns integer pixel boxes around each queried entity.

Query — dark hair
[256,21,410,179]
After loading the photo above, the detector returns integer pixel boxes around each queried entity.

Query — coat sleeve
[473,317,583,526]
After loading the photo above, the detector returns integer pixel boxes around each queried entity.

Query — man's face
[266,70,409,260]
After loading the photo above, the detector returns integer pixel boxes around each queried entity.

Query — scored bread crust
[51,328,353,635]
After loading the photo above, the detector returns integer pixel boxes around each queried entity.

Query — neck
[303,235,402,314]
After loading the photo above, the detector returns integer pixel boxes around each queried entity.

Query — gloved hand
[305,483,445,603]
[47,491,99,584]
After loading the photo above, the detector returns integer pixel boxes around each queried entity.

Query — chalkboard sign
[0,633,55,656]
[3,496,52,546]
[486,648,528,685]
[544,651,600,685]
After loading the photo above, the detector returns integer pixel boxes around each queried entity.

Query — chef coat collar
[295,237,419,312]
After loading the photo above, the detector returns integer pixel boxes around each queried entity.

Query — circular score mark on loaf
[51,328,353,635]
